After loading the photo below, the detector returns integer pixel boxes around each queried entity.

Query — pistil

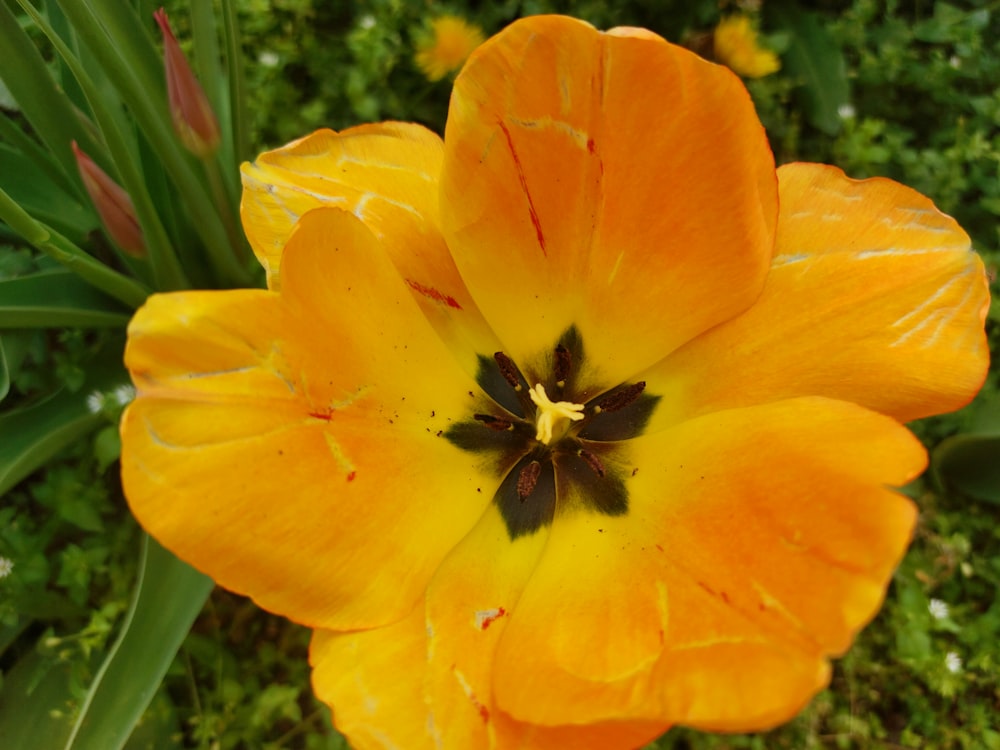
[528,383,584,444]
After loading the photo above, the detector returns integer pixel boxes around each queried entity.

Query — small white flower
[928,598,949,620]
[0,556,13,579]
[258,50,280,68]
[837,103,856,120]
[945,651,962,673]
[949,55,961,69]
[86,391,105,414]
[112,384,136,407]
[359,14,376,30]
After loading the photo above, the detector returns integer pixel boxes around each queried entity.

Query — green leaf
[0,335,9,402]
[53,0,252,288]
[0,354,126,496]
[0,144,95,244]
[0,647,77,749]
[16,0,190,293]
[0,269,131,328]
[933,392,1000,503]
[93,424,121,473]
[0,1,103,200]
[0,186,149,309]
[65,536,213,750]
[767,1,850,136]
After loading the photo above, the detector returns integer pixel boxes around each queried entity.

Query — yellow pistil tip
[529,383,584,445]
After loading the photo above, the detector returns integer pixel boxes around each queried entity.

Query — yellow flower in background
[415,14,485,81]
[121,15,989,749]
[714,14,781,78]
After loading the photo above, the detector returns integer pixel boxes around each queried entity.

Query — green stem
[0,187,150,309]
[203,156,249,268]
[55,0,253,288]
[16,0,190,292]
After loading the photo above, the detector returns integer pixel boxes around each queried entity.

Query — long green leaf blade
[53,0,252,287]
[16,0,190,291]
[0,1,102,198]
[65,536,213,750]
[0,186,149,308]
[0,648,77,749]
[0,269,131,328]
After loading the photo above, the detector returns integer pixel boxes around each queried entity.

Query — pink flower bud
[72,141,145,257]
[155,8,221,158]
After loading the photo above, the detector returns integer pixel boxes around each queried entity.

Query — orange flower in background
[121,15,989,750]
[72,141,145,257]
[415,14,485,81]
[714,14,781,78]
[155,7,220,157]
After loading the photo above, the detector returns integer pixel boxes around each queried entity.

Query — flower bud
[72,141,145,257]
[154,8,221,158]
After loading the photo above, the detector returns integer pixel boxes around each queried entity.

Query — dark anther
[494,352,523,391]
[595,381,646,413]
[474,413,514,431]
[578,449,605,477]
[517,460,542,500]
[554,343,572,387]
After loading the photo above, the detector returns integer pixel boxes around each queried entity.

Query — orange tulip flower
[120,16,989,748]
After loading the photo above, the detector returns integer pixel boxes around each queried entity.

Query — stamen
[517,460,541,500]
[554,343,571,388]
[595,381,646,413]
[474,413,514,431]
[529,383,584,444]
[494,352,523,391]
[578,449,605,477]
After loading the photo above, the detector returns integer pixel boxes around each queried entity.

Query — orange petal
[493,397,923,730]
[311,613,436,750]
[440,15,776,386]
[311,504,666,749]
[424,505,550,747]
[121,208,492,629]
[241,123,500,373]
[645,163,990,428]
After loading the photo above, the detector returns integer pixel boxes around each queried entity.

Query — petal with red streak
[440,15,777,388]
[121,208,492,630]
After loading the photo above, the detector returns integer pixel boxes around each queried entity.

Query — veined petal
[241,123,500,372]
[494,398,923,730]
[645,163,990,429]
[311,594,665,750]
[121,208,492,630]
[441,15,776,387]
[311,613,436,750]
[424,505,549,748]
[241,123,442,286]
[312,505,666,749]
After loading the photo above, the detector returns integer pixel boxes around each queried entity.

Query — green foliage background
[1,0,998,748]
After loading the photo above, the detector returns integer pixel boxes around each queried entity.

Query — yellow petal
[424,505,550,747]
[121,208,492,630]
[241,122,501,376]
[493,397,922,730]
[645,163,990,429]
[312,505,667,749]
[311,613,436,750]
[440,15,777,387]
